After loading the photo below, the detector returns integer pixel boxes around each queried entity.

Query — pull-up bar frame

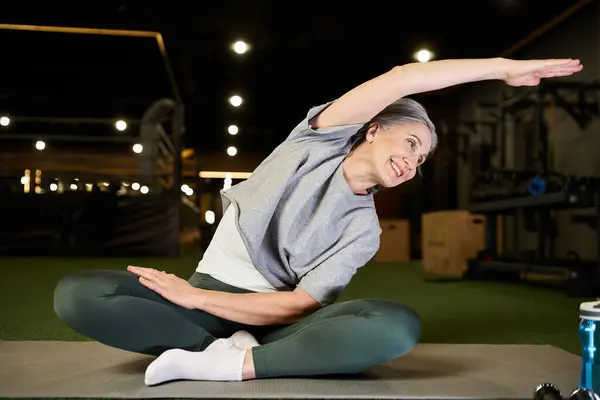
[0,23,181,103]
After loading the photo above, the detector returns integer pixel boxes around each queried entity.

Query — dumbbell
[534,383,600,400]
[570,388,600,400]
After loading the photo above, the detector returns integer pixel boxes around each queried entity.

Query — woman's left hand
[127,266,203,309]
[503,58,582,87]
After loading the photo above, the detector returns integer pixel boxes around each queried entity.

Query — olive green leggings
[53,270,421,378]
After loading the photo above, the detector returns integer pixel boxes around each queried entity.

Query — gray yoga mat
[0,341,582,399]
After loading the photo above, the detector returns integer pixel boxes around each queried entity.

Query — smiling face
[364,121,433,188]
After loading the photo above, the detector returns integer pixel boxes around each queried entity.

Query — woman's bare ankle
[242,349,256,380]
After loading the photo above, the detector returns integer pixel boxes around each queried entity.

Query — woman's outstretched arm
[311,57,582,129]
[128,265,321,325]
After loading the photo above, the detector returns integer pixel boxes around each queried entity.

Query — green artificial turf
[0,249,589,355]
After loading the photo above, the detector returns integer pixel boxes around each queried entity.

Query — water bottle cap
[580,301,600,320]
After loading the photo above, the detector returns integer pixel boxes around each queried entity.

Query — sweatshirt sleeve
[297,229,380,306]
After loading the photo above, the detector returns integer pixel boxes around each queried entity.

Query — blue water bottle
[579,301,600,392]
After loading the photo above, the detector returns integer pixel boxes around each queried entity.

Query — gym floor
[1,247,587,356]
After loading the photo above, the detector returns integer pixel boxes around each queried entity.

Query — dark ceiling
[0,0,593,156]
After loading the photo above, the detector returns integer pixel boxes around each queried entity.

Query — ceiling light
[228,125,239,135]
[229,95,243,107]
[415,49,433,63]
[232,40,248,54]
[132,144,143,154]
[115,120,127,131]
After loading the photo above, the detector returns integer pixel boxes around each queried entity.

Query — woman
[53,57,582,385]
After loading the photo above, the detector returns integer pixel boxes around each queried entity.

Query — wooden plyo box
[421,210,486,278]
[375,219,410,263]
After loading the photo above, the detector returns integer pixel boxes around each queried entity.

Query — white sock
[145,338,247,385]
[230,330,259,350]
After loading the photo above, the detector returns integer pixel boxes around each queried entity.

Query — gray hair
[350,97,437,153]
[349,97,437,194]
